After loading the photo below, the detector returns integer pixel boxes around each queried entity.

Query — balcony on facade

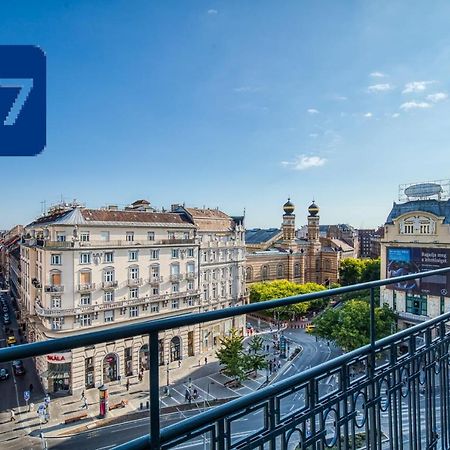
[77,283,96,293]
[5,267,450,450]
[101,280,118,290]
[169,273,183,282]
[185,272,197,280]
[34,290,201,318]
[44,284,64,293]
[127,277,143,287]
[148,276,163,285]
[26,237,196,249]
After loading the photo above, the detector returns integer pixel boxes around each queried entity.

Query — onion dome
[308,200,319,216]
[283,198,295,215]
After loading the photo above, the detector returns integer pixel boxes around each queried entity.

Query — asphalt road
[45,327,339,450]
[0,286,44,416]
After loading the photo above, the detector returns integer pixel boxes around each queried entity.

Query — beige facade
[20,201,245,394]
[245,200,354,287]
[380,197,450,329]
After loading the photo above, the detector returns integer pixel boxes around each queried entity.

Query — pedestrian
[82,397,88,410]
[204,357,208,365]
[81,390,85,400]
[138,372,143,382]
[10,409,15,422]
[278,360,281,369]
[126,378,130,391]
[178,360,181,368]
[29,383,33,393]
[193,388,198,400]
[188,393,192,404]
[185,389,190,402]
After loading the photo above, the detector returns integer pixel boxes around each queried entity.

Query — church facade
[245,199,355,287]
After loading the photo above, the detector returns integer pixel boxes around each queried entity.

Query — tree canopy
[339,258,380,286]
[249,280,328,319]
[313,300,396,351]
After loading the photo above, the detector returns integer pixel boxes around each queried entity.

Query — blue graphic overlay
[0,45,46,156]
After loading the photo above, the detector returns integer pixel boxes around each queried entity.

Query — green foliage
[313,300,396,352]
[339,258,381,286]
[216,329,248,381]
[245,335,267,375]
[249,280,327,319]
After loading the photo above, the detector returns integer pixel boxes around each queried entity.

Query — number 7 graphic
[0,78,34,126]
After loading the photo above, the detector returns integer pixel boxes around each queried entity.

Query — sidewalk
[0,321,302,443]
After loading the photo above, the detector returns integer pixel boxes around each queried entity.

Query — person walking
[126,379,130,391]
[29,383,33,394]
[81,390,85,400]
[82,397,88,410]
[185,389,190,402]
[10,409,15,422]
[204,357,208,365]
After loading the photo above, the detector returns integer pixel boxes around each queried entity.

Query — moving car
[305,324,316,333]
[0,368,9,381]
[12,360,25,376]
[3,314,10,325]
[7,336,16,346]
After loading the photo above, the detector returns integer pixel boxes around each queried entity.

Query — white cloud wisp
[281,155,327,171]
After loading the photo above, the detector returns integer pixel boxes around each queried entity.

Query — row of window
[50,298,197,329]
[55,230,192,243]
[50,248,195,266]
[201,249,241,263]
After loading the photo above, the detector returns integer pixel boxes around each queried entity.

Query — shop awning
[40,363,70,379]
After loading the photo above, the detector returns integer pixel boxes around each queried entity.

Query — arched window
[324,260,331,271]
[316,258,321,271]
[277,264,283,277]
[246,267,253,281]
[103,353,119,382]
[50,269,62,286]
[294,263,300,277]
[261,265,269,280]
[170,336,181,362]
[139,344,149,371]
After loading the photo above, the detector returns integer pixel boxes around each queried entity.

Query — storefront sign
[46,352,72,363]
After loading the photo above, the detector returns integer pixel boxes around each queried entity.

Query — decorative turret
[307,200,320,244]
[308,201,319,217]
[283,198,295,215]
[282,198,296,242]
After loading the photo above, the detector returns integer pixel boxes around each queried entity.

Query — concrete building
[358,229,376,258]
[245,200,355,287]
[380,181,450,329]
[20,201,246,394]
[0,225,24,300]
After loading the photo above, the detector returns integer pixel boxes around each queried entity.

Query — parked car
[3,314,10,325]
[2,306,8,313]
[12,360,25,376]
[0,368,9,381]
[7,336,16,346]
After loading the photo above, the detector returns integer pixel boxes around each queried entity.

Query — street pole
[166,361,170,396]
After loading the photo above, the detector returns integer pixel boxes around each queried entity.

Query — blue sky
[1,1,450,230]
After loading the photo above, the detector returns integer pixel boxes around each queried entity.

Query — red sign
[46,352,72,363]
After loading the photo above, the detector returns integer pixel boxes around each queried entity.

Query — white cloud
[333,95,347,101]
[426,92,448,103]
[307,108,319,114]
[400,101,432,111]
[391,113,400,118]
[233,86,261,93]
[368,83,393,93]
[207,9,218,15]
[402,81,435,94]
[364,112,373,118]
[370,71,386,78]
[281,155,327,171]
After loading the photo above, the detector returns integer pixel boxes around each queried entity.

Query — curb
[39,397,237,439]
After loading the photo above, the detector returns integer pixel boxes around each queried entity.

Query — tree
[216,329,248,382]
[339,258,364,286]
[313,300,396,352]
[249,280,327,319]
[245,335,267,376]
[361,258,381,282]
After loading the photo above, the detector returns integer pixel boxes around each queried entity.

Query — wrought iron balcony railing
[77,282,96,292]
[1,267,450,450]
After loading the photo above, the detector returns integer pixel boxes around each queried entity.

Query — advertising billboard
[386,247,450,296]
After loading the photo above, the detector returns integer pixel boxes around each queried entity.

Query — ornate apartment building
[380,182,450,329]
[20,201,246,394]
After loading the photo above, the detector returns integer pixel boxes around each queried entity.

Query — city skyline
[1,1,450,229]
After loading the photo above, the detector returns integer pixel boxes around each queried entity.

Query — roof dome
[308,201,319,216]
[283,198,295,215]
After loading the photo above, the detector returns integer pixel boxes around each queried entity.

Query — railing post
[149,331,160,449]
[368,287,378,450]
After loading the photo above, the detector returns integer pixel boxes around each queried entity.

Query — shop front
[42,352,72,393]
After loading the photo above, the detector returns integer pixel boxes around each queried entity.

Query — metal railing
[1,268,450,450]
